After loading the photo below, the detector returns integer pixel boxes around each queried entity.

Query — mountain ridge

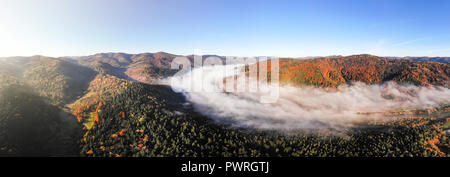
[251,54,450,88]
[0,52,449,157]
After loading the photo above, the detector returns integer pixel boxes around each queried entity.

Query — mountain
[0,56,97,107]
[76,73,450,157]
[77,52,180,84]
[0,76,82,156]
[76,52,231,84]
[253,54,449,87]
[0,52,449,157]
[388,57,450,63]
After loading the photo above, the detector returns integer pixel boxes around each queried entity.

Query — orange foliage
[143,134,149,143]
[86,150,93,155]
[94,114,99,123]
[250,55,450,88]
[76,115,82,123]
[136,144,145,150]
[119,129,127,136]
[424,125,447,157]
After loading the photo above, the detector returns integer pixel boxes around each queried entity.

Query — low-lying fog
[165,65,450,131]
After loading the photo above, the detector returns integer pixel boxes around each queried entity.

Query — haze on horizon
[1,0,450,57]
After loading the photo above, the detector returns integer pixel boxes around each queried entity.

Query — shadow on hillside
[0,85,83,157]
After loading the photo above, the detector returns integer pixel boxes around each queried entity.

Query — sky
[0,0,449,57]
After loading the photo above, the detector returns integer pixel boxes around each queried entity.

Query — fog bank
[166,65,450,130]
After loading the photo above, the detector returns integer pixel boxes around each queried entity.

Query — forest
[262,55,450,88]
[0,75,81,156]
[0,53,449,157]
[77,74,450,157]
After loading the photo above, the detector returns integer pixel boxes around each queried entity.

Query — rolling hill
[78,52,180,84]
[0,52,449,157]
[389,57,450,63]
[0,56,97,107]
[0,74,82,156]
[251,54,449,87]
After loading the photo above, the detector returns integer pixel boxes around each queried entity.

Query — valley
[0,53,449,157]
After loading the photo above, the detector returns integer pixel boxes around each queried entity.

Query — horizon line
[1,51,449,59]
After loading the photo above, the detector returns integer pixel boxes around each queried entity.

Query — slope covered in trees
[0,56,92,156]
[69,73,137,127]
[0,53,449,157]
[388,57,450,63]
[78,52,180,84]
[77,77,450,157]
[0,56,96,107]
[257,55,449,87]
[0,75,82,156]
[76,53,229,84]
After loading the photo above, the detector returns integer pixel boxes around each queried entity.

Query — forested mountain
[388,57,450,63]
[255,54,449,87]
[78,52,180,84]
[0,53,449,157]
[77,76,450,157]
[0,56,96,107]
[0,74,82,156]
[76,52,231,84]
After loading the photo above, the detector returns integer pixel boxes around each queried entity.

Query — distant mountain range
[387,57,450,63]
[1,53,448,90]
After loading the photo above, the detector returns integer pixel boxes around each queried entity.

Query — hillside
[77,75,450,157]
[0,77,82,156]
[252,55,449,87]
[0,56,97,107]
[76,52,230,84]
[78,52,180,84]
[69,73,137,128]
[389,57,450,63]
[0,53,449,157]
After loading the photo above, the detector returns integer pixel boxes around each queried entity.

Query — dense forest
[77,77,450,157]
[0,56,96,107]
[253,55,450,87]
[0,74,81,156]
[0,53,449,157]
[388,57,450,64]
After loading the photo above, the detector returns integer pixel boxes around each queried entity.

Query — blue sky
[0,0,449,57]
